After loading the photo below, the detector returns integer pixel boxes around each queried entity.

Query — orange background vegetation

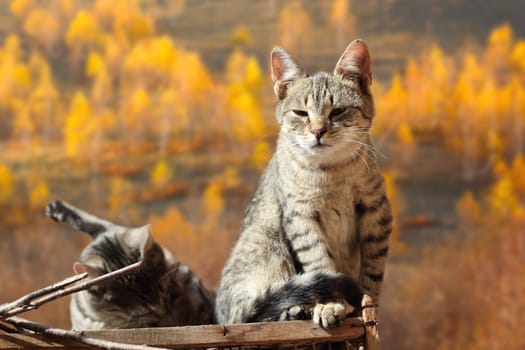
[0,1,524,349]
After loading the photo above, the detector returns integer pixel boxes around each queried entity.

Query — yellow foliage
[149,37,177,73]
[150,159,173,188]
[202,182,223,221]
[278,0,312,54]
[174,52,214,98]
[485,23,513,62]
[108,176,133,213]
[12,103,35,139]
[102,35,126,76]
[64,91,98,157]
[97,108,117,130]
[29,180,50,208]
[223,52,265,144]
[91,68,112,106]
[0,165,14,203]
[231,25,252,47]
[113,6,154,42]
[492,158,508,178]
[456,191,482,232]
[3,34,22,59]
[93,0,115,26]
[244,57,263,94]
[383,172,405,253]
[489,175,519,218]
[30,56,57,96]
[12,63,31,91]
[376,71,407,129]
[510,40,525,72]
[66,11,103,48]
[57,0,75,17]
[228,84,266,142]
[487,130,505,161]
[123,36,177,80]
[396,123,415,147]
[225,48,248,84]
[376,25,525,177]
[216,167,241,189]
[330,0,348,24]
[508,155,525,196]
[130,88,150,115]
[150,205,193,238]
[252,141,271,170]
[85,51,105,77]
[10,0,34,17]
[23,9,60,49]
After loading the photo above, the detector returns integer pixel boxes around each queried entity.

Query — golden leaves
[377,24,525,180]
[66,11,103,49]
[150,160,173,188]
[0,165,14,203]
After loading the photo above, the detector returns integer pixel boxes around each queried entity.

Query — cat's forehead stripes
[288,72,364,113]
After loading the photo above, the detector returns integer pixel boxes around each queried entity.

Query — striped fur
[216,40,392,328]
[46,200,215,330]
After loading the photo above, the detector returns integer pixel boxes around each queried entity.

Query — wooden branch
[5,316,170,350]
[0,273,87,317]
[0,260,144,320]
[361,294,380,350]
[0,319,366,349]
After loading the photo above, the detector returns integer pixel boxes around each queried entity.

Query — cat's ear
[271,47,306,99]
[122,225,155,257]
[73,256,105,277]
[334,39,372,88]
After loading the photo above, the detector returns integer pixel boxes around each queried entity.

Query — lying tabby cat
[46,200,215,330]
[216,40,392,328]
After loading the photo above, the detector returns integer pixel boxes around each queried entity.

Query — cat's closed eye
[329,107,347,118]
[293,110,309,117]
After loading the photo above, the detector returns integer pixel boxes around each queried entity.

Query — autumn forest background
[1,0,524,349]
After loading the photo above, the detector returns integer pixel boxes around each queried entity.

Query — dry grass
[381,221,525,350]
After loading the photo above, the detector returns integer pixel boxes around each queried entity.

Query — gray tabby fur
[216,40,392,328]
[46,200,216,330]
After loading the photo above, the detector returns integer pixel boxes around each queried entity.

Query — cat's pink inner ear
[271,50,284,83]
[73,262,89,275]
[334,39,372,86]
[271,47,305,99]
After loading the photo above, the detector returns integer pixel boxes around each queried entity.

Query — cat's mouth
[308,141,333,153]
[313,143,331,147]
[313,138,332,148]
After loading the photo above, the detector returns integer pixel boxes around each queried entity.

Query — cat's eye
[329,107,347,118]
[293,110,309,117]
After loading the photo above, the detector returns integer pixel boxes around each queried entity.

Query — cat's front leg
[285,210,336,273]
[356,176,392,302]
[46,200,119,237]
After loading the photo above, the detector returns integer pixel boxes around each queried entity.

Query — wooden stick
[0,273,87,317]
[0,260,143,319]
[5,316,170,350]
[36,260,143,306]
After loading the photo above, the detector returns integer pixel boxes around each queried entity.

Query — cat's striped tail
[245,271,363,323]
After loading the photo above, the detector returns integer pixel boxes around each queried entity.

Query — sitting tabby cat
[216,40,392,328]
[46,200,216,330]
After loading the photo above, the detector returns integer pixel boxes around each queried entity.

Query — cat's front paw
[278,304,312,321]
[312,301,352,329]
[46,200,69,222]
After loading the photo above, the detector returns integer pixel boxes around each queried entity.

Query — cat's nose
[311,127,327,140]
